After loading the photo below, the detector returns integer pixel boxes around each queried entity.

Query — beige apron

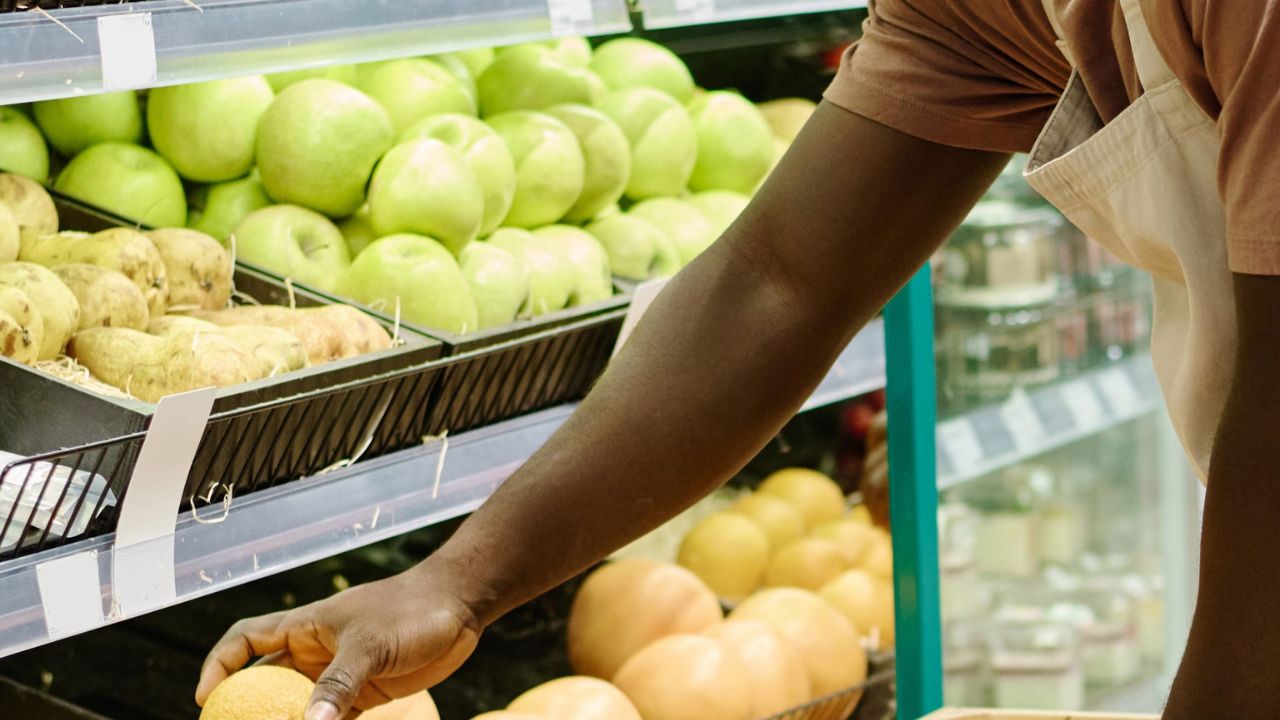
[1024,0,1234,481]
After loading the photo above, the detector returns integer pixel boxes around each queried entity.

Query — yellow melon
[860,536,894,579]
[730,493,805,549]
[508,676,640,720]
[757,98,817,143]
[569,559,723,679]
[819,569,895,649]
[757,468,845,529]
[678,512,770,601]
[729,588,868,698]
[764,538,848,591]
[847,504,874,525]
[361,691,440,720]
[199,666,314,720]
[810,518,879,566]
[612,635,752,720]
[705,620,811,716]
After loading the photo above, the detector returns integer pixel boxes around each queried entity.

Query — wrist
[410,548,502,630]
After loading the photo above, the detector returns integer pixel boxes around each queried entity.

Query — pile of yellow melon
[199,666,439,720]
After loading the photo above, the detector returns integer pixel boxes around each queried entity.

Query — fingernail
[305,701,339,720]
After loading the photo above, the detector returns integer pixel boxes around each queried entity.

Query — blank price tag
[98,13,157,91]
[937,418,983,477]
[674,0,717,19]
[1000,388,1047,453]
[547,0,595,36]
[36,551,104,639]
[1060,378,1106,430]
[612,278,670,358]
[112,387,215,616]
[1097,366,1142,417]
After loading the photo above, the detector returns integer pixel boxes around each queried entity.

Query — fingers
[305,636,380,720]
[196,611,289,705]
[254,650,296,669]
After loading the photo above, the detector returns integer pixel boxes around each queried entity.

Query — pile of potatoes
[0,173,392,402]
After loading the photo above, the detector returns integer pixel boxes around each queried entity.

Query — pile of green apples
[0,38,815,335]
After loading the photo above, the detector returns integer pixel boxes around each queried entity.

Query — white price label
[547,0,595,36]
[98,13,157,91]
[674,0,717,18]
[999,388,1047,453]
[938,418,983,477]
[1097,366,1142,417]
[613,278,670,358]
[1060,379,1106,430]
[36,551,104,639]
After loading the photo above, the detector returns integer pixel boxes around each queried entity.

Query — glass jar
[935,202,1063,309]
[991,610,1085,710]
[1051,587,1142,688]
[964,467,1051,578]
[937,303,1061,413]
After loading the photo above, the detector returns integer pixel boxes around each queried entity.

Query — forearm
[420,106,1009,627]
[1165,275,1280,717]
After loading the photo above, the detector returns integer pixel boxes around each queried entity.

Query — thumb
[305,640,378,720]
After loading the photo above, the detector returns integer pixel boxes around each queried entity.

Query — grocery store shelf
[638,0,867,29]
[0,0,631,104]
[801,316,885,412]
[937,354,1161,489]
[0,324,884,658]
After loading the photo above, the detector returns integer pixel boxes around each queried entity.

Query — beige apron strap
[1038,0,1077,66]
[1118,0,1176,89]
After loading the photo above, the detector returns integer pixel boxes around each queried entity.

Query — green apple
[399,114,516,237]
[148,77,275,182]
[758,98,816,143]
[478,45,596,116]
[256,79,394,218]
[32,91,144,157]
[339,206,377,257]
[689,190,750,236]
[191,173,273,243]
[54,142,186,227]
[545,104,631,224]
[533,225,613,306]
[266,65,359,92]
[232,204,351,291]
[0,107,49,181]
[589,38,695,102]
[495,37,590,66]
[446,47,495,79]
[597,88,697,200]
[429,53,479,106]
[367,139,484,255]
[629,197,717,265]
[460,241,529,329]
[487,227,574,316]
[486,111,585,229]
[687,91,773,194]
[338,233,478,334]
[587,213,681,280]
[359,58,476,134]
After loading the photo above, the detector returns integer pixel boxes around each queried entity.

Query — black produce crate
[0,198,451,559]
[0,676,107,720]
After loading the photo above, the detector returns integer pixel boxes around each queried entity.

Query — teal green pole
[884,267,943,718]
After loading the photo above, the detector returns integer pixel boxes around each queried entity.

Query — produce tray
[0,198,452,559]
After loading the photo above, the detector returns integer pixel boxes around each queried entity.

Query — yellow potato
[53,263,149,331]
[0,285,43,364]
[0,201,18,262]
[0,173,58,244]
[0,261,80,359]
[146,228,232,311]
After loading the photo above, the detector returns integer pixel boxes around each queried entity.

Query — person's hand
[195,566,482,720]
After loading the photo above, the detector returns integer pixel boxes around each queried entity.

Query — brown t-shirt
[824,0,1280,275]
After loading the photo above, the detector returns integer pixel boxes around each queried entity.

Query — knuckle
[316,667,361,697]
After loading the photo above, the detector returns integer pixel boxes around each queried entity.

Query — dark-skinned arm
[1164,273,1280,718]
[196,103,1009,720]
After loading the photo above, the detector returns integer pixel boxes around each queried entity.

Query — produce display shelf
[0,324,887,659]
[0,0,631,104]
[936,354,1162,490]
[638,0,868,29]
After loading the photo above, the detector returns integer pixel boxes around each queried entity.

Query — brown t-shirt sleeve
[1169,1,1280,275]
[824,0,1068,155]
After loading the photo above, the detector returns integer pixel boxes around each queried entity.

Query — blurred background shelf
[0,324,885,659]
[636,0,868,29]
[937,354,1161,490]
[0,0,632,104]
